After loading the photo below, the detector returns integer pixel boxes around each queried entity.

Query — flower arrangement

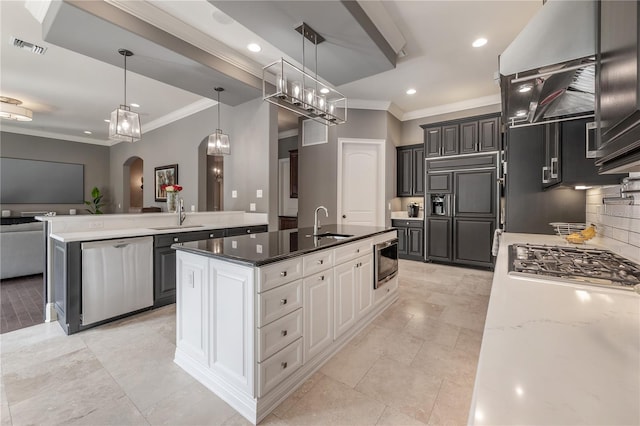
[161,184,183,193]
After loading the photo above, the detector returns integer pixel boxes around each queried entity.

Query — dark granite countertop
[172,224,395,266]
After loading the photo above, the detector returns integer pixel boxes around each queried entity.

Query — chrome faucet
[178,198,186,226]
[314,206,328,236]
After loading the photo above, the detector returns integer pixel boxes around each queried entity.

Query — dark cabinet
[289,150,298,198]
[279,216,298,230]
[225,225,268,237]
[427,173,451,192]
[478,117,500,152]
[397,144,424,197]
[426,218,451,262]
[460,121,478,154]
[392,219,424,261]
[542,123,562,188]
[422,114,500,159]
[453,218,495,267]
[596,0,640,173]
[454,169,496,217]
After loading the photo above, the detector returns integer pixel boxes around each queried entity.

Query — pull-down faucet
[314,206,328,236]
[178,198,186,226]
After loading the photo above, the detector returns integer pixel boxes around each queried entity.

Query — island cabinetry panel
[333,252,373,340]
[258,258,303,292]
[258,309,303,361]
[258,338,303,396]
[257,280,302,327]
[176,252,209,365]
[302,250,334,276]
[303,270,333,361]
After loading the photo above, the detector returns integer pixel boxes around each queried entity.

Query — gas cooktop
[508,244,640,292]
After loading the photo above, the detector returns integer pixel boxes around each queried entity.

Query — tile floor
[0,260,492,425]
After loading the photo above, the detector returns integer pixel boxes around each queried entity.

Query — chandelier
[263,23,347,126]
[0,97,33,121]
[109,49,141,143]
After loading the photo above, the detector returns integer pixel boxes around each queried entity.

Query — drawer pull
[280,298,288,305]
[317,259,324,265]
[281,330,288,337]
[209,233,214,238]
[281,362,288,369]
[280,271,287,277]
[319,275,325,281]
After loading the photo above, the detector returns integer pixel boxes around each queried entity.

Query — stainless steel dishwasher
[81,236,153,325]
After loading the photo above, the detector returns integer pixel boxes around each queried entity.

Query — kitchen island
[172,225,398,424]
[469,232,639,425]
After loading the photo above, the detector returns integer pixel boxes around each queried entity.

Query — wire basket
[549,222,587,236]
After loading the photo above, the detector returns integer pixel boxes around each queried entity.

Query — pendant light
[207,87,231,155]
[109,49,141,143]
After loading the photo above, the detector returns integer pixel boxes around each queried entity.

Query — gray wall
[109,98,277,229]
[298,109,395,228]
[400,104,500,146]
[278,135,298,159]
[0,132,110,215]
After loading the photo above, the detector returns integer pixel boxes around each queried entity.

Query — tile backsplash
[585,172,640,249]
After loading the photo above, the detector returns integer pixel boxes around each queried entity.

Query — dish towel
[491,229,503,257]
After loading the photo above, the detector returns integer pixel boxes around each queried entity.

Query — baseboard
[45,302,57,322]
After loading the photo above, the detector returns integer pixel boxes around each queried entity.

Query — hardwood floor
[0,274,44,334]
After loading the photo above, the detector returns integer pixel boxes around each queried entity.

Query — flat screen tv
[0,157,84,204]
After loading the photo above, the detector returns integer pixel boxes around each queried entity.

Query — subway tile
[611,228,630,244]
[628,232,640,248]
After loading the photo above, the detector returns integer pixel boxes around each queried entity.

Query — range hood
[500,0,597,128]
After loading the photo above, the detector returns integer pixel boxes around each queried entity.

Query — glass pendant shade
[109,105,141,143]
[207,129,230,155]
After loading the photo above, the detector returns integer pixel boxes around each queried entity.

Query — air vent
[10,36,47,55]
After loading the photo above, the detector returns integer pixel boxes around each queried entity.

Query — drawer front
[258,309,303,362]
[374,276,398,304]
[391,220,423,228]
[258,279,303,327]
[258,338,303,397]
[258,258,303,292]
[154,229,223,247]
[334,239,373,265]
[303,250,334,276]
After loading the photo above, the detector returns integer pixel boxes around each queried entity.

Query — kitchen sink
[149,225,205,231]
[305,232,353,240]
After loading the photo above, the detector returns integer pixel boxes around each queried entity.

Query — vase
[166,191,178,213]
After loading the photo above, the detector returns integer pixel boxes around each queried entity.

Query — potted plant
[84,187,105,214]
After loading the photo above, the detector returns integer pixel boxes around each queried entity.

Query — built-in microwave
[374,239,398,289]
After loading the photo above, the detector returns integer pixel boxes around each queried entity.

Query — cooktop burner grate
[508,244,640,290]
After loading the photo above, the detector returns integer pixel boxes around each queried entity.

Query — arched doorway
[123,156,143,213]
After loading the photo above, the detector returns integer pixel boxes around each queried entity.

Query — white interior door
[338,139,385,227]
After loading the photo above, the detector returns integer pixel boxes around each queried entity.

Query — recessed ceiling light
[84,130,92,135]
[247,43,261,53]
[320,87,330,94]
[472,38,488,48]
[104,119,110,123]
[406,88,417,95]
[130,103,140,108]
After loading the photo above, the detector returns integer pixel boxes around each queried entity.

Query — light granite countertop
[469,232,640,425]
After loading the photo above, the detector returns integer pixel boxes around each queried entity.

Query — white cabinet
[304,270,333,362]
[176,252,209,365]
[333,253,375,340]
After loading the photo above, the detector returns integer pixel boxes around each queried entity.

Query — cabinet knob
[319,275,325,281]
[209,234,214,238]
[317,259,323,265]
[280,271,287,277]
[247,229,251,233]
[280,298,288,305]
[342,215,346,219]
[281,362,288,369]
[356,249,360,253]
[173,237,179,242]
[281,330,288,337]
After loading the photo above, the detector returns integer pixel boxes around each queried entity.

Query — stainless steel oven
[374,239,399,289]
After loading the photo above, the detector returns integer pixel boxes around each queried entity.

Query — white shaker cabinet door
[176,252,209,365]
[304,270,333,362]
[355,254,374,320]
[333,261,357,340]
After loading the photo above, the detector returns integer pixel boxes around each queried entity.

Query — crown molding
[0,124,112,146]
[387,103,404,121]
[143,98,217,134]
[348,99,392,111]
[401,94,501,121]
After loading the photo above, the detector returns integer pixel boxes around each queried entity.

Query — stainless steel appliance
[407,203,419,218]
[508,243,640,291]
[374,239,398,289]
[81,236,153,325]
[430,194,449,216]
